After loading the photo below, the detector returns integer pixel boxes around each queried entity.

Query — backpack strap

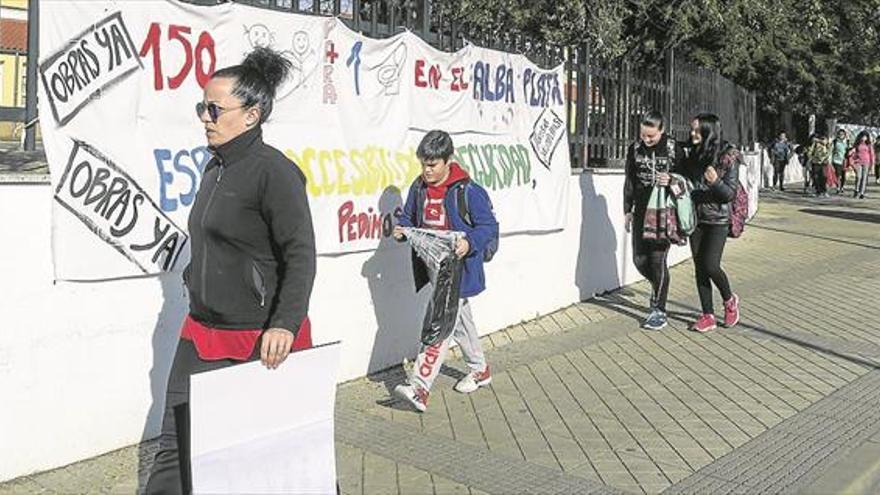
[414,177,475,228]
[412,176,426,227]
[455,180,474,227]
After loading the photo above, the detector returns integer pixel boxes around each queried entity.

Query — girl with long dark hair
[145,47,317,494]
[683,113,740,332]
[853,130,875,199]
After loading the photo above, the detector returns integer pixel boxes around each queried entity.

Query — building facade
[0,0,29,140]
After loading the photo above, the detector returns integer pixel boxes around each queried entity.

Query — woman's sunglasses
[195,101,242,123]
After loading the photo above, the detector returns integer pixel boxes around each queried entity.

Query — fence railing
[584,53,757,168]
[225,0,759,169]
[4,0,757,167]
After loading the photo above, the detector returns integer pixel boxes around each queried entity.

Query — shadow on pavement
[591,288,698,327]
[800,208,880,225]
[732,319,880,371]
[596,289,880,371]
[368,361,465,411]
[748,224,880,250]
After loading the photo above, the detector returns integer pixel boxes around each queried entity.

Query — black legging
[689,223,733,314]
[632,211,671,312]
[834,163,846,189]
[812,164,827,194]
[772,160,786,189]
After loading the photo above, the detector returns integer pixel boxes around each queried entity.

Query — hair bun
[241,46,292,95]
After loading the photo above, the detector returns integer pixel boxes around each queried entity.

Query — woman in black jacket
[623,111,684,330]
[145,47,317,494]
[683,113,740,333]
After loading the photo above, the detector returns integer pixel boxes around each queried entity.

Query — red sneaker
[691,313,717,333]
[393,383,429,412]
[723,294,740,328]
[454,365,492,393]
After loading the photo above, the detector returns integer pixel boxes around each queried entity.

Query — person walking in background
[831,129,849,194]
[770,131,792,191]
[623,111,684,331]
[807,133,832,197]
[682,113,740,333]
[874,137,880,185]
[795,144,810,193]
[853,130,875,199]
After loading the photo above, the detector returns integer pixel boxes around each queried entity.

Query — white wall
[0,170,690,481]
[0,7,29,21]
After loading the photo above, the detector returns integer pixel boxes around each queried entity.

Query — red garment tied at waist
[180,315,312,361]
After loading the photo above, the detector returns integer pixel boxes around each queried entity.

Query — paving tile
[362,451,399,494]
[7,195,880,495]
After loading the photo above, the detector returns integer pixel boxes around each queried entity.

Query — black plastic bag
[420,254,464,346]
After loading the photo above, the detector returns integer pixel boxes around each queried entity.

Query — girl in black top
[682,113,740,333]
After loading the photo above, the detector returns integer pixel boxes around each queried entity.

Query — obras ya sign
[39,0,571,281]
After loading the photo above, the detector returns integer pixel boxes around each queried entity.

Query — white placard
[189,342,341,495]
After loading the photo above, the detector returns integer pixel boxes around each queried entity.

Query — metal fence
[3,0,757,167]
[583,53,757,168]
[231,0,757,168]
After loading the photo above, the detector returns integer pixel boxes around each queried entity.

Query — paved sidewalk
[0,145,47,175]
[2,181,879,494]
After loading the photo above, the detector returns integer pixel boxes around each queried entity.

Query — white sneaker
[393,383,428,412]
[454,366,492,393]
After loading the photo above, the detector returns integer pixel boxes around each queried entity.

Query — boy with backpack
[392,130,499,412]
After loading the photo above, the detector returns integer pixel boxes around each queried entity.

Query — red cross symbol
[325,42,339,64]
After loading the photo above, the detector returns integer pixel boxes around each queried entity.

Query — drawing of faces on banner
[278,30,319,98]
[240,15,323,100]
[243,23,275,49]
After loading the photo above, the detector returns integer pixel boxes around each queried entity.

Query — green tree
[433,0,880,125]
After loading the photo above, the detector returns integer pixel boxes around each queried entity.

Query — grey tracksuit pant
[856,164,870,196]
[411,298,486,392]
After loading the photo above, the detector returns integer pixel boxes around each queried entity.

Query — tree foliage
[434,0,880,125]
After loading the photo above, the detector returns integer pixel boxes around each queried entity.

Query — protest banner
[39,1,570,280]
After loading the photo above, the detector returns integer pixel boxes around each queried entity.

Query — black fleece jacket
[185,126,316,334]
[623,134,684,215]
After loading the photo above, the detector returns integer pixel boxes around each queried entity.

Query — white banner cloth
[38,0,571,280]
